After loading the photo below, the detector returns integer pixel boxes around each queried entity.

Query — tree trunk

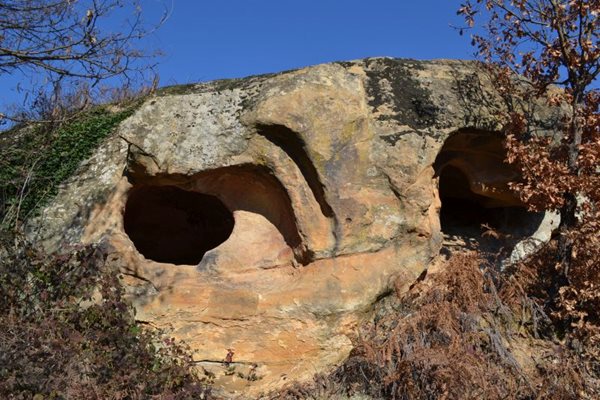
[553,99,583,295]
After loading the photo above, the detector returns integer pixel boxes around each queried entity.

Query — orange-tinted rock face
[29,58,561,396]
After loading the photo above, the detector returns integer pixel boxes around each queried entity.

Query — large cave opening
[123,185,234,265]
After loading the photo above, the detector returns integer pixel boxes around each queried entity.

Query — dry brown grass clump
[274,251,599,400]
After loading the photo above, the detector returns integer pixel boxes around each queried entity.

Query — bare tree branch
[0,0,168,125]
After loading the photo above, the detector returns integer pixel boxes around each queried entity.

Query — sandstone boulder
[28,58,561,396]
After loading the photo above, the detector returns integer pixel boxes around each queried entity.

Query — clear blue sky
[0,1,474,115]
[150,0,472,85]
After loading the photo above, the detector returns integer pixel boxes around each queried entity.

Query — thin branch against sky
[0,1,473,113]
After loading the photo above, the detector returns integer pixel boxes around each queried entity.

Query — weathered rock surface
[28,58,561,396]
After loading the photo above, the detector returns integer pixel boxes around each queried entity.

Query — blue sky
[0,1,473,115]
[150,0,472,85]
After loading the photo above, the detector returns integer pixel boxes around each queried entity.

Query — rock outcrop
[28,58,561,396]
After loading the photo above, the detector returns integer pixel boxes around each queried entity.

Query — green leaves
[1,105,134,228]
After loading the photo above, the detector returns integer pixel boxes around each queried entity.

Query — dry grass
[0,233,215,399]
[273,251,599,400]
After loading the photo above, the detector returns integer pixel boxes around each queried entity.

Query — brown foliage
[459,0,600,363]
[0,233,214,399]
[274,252,599,399]
[504,242,600,379]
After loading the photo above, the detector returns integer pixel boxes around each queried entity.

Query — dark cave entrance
[123,185,234,265]
[434,131,543,251]
[438,165,525,237]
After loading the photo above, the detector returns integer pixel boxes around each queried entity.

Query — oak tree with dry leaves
[459,0,599,342]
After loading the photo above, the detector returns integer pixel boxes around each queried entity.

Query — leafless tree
[0,0,167,123]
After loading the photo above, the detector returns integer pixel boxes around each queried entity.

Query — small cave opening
[438,165,524,236]
[123,185,234,265]
[434,131,544,254]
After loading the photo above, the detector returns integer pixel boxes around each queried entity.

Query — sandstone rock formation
[28,58,562,396]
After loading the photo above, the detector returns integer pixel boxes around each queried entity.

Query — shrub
[0,233,213,399]
[274,251,599,400]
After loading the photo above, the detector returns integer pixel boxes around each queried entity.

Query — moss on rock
[0,104,138,228]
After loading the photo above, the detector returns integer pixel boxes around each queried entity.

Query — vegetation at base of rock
[0,104,137,228]
[457,0,600,382]
[0,233,214,399]
[273,252,599,400]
